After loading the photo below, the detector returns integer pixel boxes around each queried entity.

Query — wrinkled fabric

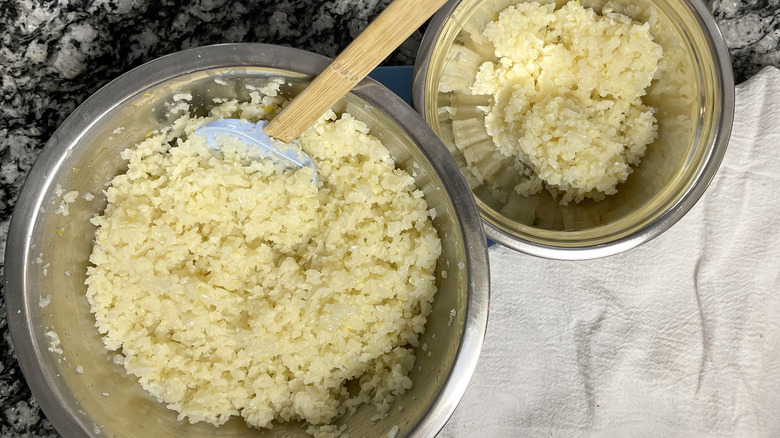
[441,67,780,437]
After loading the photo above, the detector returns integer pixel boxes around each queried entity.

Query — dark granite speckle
[710,0,780,83]
[1,0,779,436]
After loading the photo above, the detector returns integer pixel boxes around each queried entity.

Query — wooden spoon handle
[264,0,449,143]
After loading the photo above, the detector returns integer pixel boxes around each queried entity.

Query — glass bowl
[413,0,734,259]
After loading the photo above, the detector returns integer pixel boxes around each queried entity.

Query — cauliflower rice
[85,87,442,434]
[467,1,662,204]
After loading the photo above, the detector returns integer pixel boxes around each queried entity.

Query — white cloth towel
[440,66,780,437]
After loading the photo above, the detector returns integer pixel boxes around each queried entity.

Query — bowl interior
[418,0,731,256]
[9,50,485,437]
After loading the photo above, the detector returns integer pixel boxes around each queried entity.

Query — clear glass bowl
[413,0,735,259]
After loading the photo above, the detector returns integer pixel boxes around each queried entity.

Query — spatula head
[194,119,318,182]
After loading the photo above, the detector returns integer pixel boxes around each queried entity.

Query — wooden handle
[265,0,449,143]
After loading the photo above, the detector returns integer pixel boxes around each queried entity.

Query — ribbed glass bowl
[413,0,734,259]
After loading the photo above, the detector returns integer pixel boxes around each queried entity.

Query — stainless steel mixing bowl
[5,43,489,437]
[413,0,735,259]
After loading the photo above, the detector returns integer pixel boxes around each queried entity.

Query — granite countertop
[1,0,778,436]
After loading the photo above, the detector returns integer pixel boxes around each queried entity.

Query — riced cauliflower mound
[470,1,662,204]
[85,86,441,435]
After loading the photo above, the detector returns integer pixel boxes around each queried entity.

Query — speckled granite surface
[1,0,778,436]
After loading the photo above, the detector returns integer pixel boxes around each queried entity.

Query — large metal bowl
[413,0,735,259]
[5,43,489,437]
